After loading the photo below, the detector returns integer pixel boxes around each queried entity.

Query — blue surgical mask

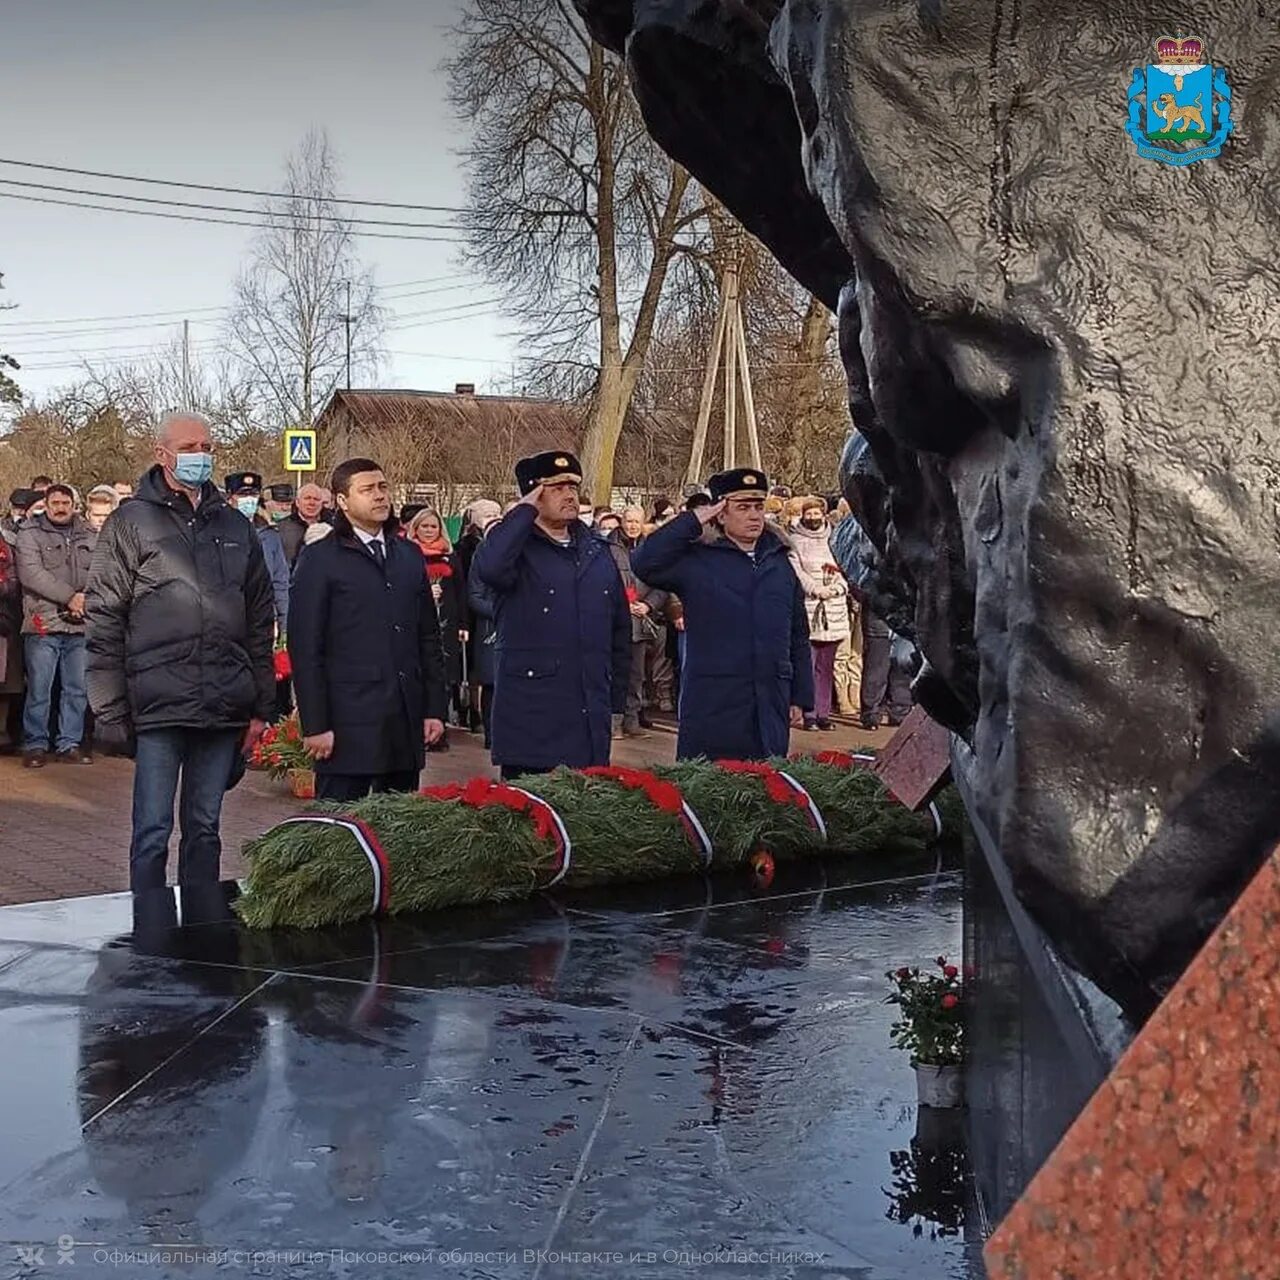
[235,496,260,519]
[171,451,214,488]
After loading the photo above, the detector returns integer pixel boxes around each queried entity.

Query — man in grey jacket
[15,483,97,767]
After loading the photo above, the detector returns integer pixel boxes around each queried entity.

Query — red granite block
[985,850,1280,1279]
[873,706,952,810]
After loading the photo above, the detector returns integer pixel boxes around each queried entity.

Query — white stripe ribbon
[777,770,828,841]
[279,815,383,914]
[680,799,714,867]
[508,787,574,886]
[847,753,942,838]
[926,801,943,839]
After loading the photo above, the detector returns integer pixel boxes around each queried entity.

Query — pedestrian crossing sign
[284,429,317,473]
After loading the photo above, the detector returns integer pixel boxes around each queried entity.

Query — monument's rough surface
[575,0,1280,1013]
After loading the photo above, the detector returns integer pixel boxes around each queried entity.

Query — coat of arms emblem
[1126,35,1233,166]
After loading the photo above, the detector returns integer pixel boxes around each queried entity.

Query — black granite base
[954,744,1133,1230]
[0,856,983,1279]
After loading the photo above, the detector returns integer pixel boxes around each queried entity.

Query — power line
[0,190,474,243]
[0,176,499,233]
[11,305,509,367]
[0,155,550,216]
[0,282,477,340]
[0,277,460,331]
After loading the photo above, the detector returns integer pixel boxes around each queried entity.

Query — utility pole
[683,228,762,490]
[181,319,191,406]
[342,279,352,390]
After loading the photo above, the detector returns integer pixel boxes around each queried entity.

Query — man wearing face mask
[225,473,290,641]
[633,468,814,761]
[84,410,276,892]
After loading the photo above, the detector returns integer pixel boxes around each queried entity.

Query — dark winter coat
[415,547,469,686]
[288,517,448,777]
[606,531,670,644]
[84,466,276,731]
[472,504,630,769]
[278,511,329,567]
[466,572,498,687]
[632,510,814,761]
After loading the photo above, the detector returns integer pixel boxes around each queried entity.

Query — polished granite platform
[0,855,981,1279]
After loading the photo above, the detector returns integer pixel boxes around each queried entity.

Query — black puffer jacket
[85,466,276,731]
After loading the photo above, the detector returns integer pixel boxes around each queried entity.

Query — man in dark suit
[287,457,448,803]
[472,450,631,780]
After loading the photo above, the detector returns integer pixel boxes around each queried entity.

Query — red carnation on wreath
[422,776,556,842]
[716,760,808,811]
[581,765,684,815]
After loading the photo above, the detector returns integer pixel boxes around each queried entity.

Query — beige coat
[788,522,851,643]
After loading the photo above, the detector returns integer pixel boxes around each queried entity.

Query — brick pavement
[0,715,892,905]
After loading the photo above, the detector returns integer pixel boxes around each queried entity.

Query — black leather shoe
[22,750,47,770]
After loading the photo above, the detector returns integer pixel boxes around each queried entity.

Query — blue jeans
[22,633,87,753]
[130,727,242,891]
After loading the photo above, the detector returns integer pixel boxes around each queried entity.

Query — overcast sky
[0,0,519,405]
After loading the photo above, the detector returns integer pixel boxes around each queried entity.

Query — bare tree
[448,0,706,501]
[0,344,285,496]
[226,129,383,430]
[633,230,848,494]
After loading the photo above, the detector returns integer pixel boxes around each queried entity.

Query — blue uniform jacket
[253,521,290,632]
[287,522,448,777]
[472,505,630,769]
[633,511,814,760]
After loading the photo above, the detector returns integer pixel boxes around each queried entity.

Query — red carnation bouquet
[426,560,454,581]
[249,712,311,778]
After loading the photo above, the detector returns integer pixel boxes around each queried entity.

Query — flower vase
[287,768,316,800]
[914,1062,963,1109]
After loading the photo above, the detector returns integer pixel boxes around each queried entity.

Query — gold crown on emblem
[554,456,568,466]
[743,474,758,485]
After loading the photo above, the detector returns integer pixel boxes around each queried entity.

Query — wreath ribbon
[581,766,714,868]
[776,770,828,840]
[278,815,391,915]
[506,787,573,886]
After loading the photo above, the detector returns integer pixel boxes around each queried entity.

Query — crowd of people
[0,409,917,890]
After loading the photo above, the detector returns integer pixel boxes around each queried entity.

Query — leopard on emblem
[1126,34,1235,166]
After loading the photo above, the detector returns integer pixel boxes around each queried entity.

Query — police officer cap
[268,483,296,502]
[8,488,37,509]
[225,472,263,495]
[708,467,769,502]
[515,450,583,496]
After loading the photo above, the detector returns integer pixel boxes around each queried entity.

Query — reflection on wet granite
[0,856,981,1279]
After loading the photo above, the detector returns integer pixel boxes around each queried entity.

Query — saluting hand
[695,500,726,526]
[304,730,335,761]
[519,484,544,509]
